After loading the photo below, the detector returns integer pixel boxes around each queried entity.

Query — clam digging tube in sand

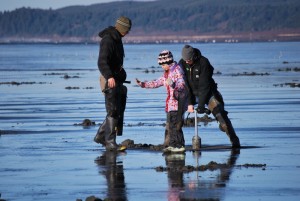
[192,110,201,150]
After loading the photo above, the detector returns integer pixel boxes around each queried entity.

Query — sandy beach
[0,42,300,201]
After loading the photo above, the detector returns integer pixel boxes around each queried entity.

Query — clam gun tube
[192,109,201,150]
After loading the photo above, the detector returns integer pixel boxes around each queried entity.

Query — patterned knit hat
[158,50,174,65]
[115,16,132,35]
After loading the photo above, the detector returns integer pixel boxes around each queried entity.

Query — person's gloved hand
[196,106,206,114]
[196,106,211,114]
[136,78,145,88]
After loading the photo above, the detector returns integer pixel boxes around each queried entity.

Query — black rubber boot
[116,115,124,136]
[215,111,240,148]
[163,123,170,147]
[116,85,127,136]
[94,120,106,146]
[209,96,240,148]
[105,117,118,151]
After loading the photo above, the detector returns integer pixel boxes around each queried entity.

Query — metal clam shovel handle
[192,109,201,150]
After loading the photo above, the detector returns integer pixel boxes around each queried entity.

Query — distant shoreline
[1,31,300,44]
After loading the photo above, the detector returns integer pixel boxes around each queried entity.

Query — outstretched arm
[136,76,164,89]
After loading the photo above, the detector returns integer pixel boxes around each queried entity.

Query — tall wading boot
[208,96,241,148]
[94,75,108,146]
[164,113,171,147]
[117,85,127,136]
[216,111,240,148]
[117,115,124,136]
[94,119,106,146]
[164,123,170,147]
[105,116,118,151]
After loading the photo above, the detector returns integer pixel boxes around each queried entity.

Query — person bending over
[179,45,240,148]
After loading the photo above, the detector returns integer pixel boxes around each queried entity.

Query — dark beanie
[115,16,132,34]
[158,50,174,65]
[182,45,194,61]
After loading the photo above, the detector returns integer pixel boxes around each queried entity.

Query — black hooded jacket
[98,26,126,82]
[179,48,217,108]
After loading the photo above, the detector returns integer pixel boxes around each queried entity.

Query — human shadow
[163,149,240,201]
[94,151,127,201]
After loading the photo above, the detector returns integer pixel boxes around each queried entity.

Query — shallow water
[0,42,300,201]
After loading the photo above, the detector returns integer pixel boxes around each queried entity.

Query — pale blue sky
[0,0,153,12]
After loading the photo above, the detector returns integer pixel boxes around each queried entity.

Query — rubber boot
[117,85,127,136]
[94,119,106,146]
[216,112,240,148]
[164,123,170,147]
[164,112,171,147]
[117,115,124,136]
[105,117,118,151]
[209,96,240,148]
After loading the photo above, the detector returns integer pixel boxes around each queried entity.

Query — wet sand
[1,81,299,201]
[1,128,299,201]
[1,43,300,201]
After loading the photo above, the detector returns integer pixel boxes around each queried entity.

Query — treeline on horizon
[0,0,299,39]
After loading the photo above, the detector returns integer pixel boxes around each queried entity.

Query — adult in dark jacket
[94,16,132,151]
[179,45,240,148]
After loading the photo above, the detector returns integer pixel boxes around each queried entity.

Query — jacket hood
[194,48,202,57]
[98,26,122,41]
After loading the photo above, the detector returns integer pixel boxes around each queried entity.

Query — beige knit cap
[115,16,132,34]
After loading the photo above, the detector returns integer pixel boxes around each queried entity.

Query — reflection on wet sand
[164,149,240,200]
[94,151,127,201]
[164,153,186,201]
[91,149,240,201]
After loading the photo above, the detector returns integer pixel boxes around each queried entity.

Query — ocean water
[0,42,300,201]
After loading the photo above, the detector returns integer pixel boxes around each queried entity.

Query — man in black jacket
[94,16,132,151]
[179,45,240,148]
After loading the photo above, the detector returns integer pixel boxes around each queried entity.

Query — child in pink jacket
[136,50,187,153]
